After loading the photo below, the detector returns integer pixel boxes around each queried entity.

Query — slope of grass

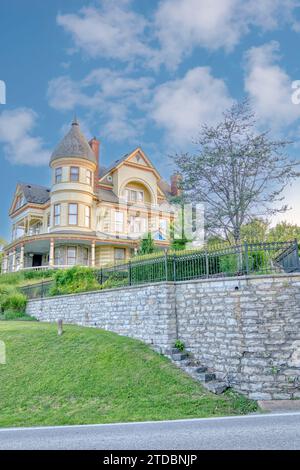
[0,322,257,428]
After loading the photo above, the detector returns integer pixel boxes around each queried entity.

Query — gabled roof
[98,188,119,203]
[18,183,50,205]
[10,183,51,215]
[50,119,96,164]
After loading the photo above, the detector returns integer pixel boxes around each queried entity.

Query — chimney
[171,173,182,196]
[89,137,100,189]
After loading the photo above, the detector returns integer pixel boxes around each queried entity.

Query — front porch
[1,235,138,273]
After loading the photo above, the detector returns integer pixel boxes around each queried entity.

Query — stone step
[196,372,216,382]
[172,353,188,361]
[203,381,229,394]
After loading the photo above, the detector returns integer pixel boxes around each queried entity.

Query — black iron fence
[20,280,54,299]
[22,240,300,299]
[95,239,300,287]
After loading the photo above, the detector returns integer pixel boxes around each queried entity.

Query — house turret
[49,119,96,233]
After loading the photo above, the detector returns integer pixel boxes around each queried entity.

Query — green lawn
[0,321,257,428]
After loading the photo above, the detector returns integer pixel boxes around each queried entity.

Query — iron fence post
[173,255,176,282]
[244,242,249,275]
[205,250,209,278]
[294,239,300,270]
[164,250,168,281]
[128,260,132,286]
[100,267,103,285]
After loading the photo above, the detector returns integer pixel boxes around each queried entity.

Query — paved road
[0,413,300,450]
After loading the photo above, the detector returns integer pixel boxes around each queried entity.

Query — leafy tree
[138,232,155,255]
[240,218,269,243]
[173,100,300,243]
[0,238,7,274]
[267,222,300,242]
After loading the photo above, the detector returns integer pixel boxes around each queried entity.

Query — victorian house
[2,119,178,272]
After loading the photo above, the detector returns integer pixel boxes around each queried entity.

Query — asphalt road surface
[0,413,300,450]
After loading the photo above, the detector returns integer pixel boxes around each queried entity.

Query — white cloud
[0,108,50,166]
[151,67,233,146]
[244,41,300,128]
[47,68,153,142]
[154,0,300,69]
[57,0,153,64]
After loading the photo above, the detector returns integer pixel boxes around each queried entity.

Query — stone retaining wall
[26,273,300,399]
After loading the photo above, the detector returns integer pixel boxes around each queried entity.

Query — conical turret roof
[50,119,96,164]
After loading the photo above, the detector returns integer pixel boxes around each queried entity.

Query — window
[70,166,79,182]
[82,247,89,266]
[86,169,92,186]
[54,204,61,226]
[15,194,25,210]
[68,203,78,225]
[85,206,91,228]
[67,247,77,265]
[54,247,64,266]
[159,219,168,235]
[114,248,125,261]
[122,189,144,203]
[115,211,123,233]
[129,216,147,234]
[47,214,50,232]
[55,167,62,184]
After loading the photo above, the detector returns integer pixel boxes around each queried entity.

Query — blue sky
[1,0,300,240]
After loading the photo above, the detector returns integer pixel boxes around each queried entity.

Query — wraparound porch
[1,234,144,272]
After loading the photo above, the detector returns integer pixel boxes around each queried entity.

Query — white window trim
[68,203,78,225]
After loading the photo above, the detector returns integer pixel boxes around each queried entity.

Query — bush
[174,340,185,352]
[1,292,27,314]
[2,311,31,320]
[49,266,101,296]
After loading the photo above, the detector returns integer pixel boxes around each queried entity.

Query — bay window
[55,167,62,183]
[67,247,77,265]
[68,203,78,225]
[70,166,79,182]
[54,204,61,226]
[86,169,92,185]
[85,206,91,228]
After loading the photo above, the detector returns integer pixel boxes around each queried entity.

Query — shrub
[174,340,185,352]
[49,266,101,296]
[1,292,27,314]
[99,277,128,290]
[0,272,23,286]
[219,254,239,274]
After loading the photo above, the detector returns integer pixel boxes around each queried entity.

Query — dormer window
[70,166,79,182]
[55,167,62,184]
[123,189,144,203]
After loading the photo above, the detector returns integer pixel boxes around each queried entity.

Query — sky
[1,0,300,241]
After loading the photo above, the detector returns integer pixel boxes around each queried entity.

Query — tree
[0,238,6,274]
[240,218,269,243]
[138,232,155,255]
[173,100,300,243]
[268,222,300,243]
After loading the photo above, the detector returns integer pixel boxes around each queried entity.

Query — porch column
[2,253,8,273]
[49,238,54,267]
[91,240,96,267]
[20,244,25,270]
[12,249,16,272]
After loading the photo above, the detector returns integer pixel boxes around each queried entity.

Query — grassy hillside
[0,322,257,428]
